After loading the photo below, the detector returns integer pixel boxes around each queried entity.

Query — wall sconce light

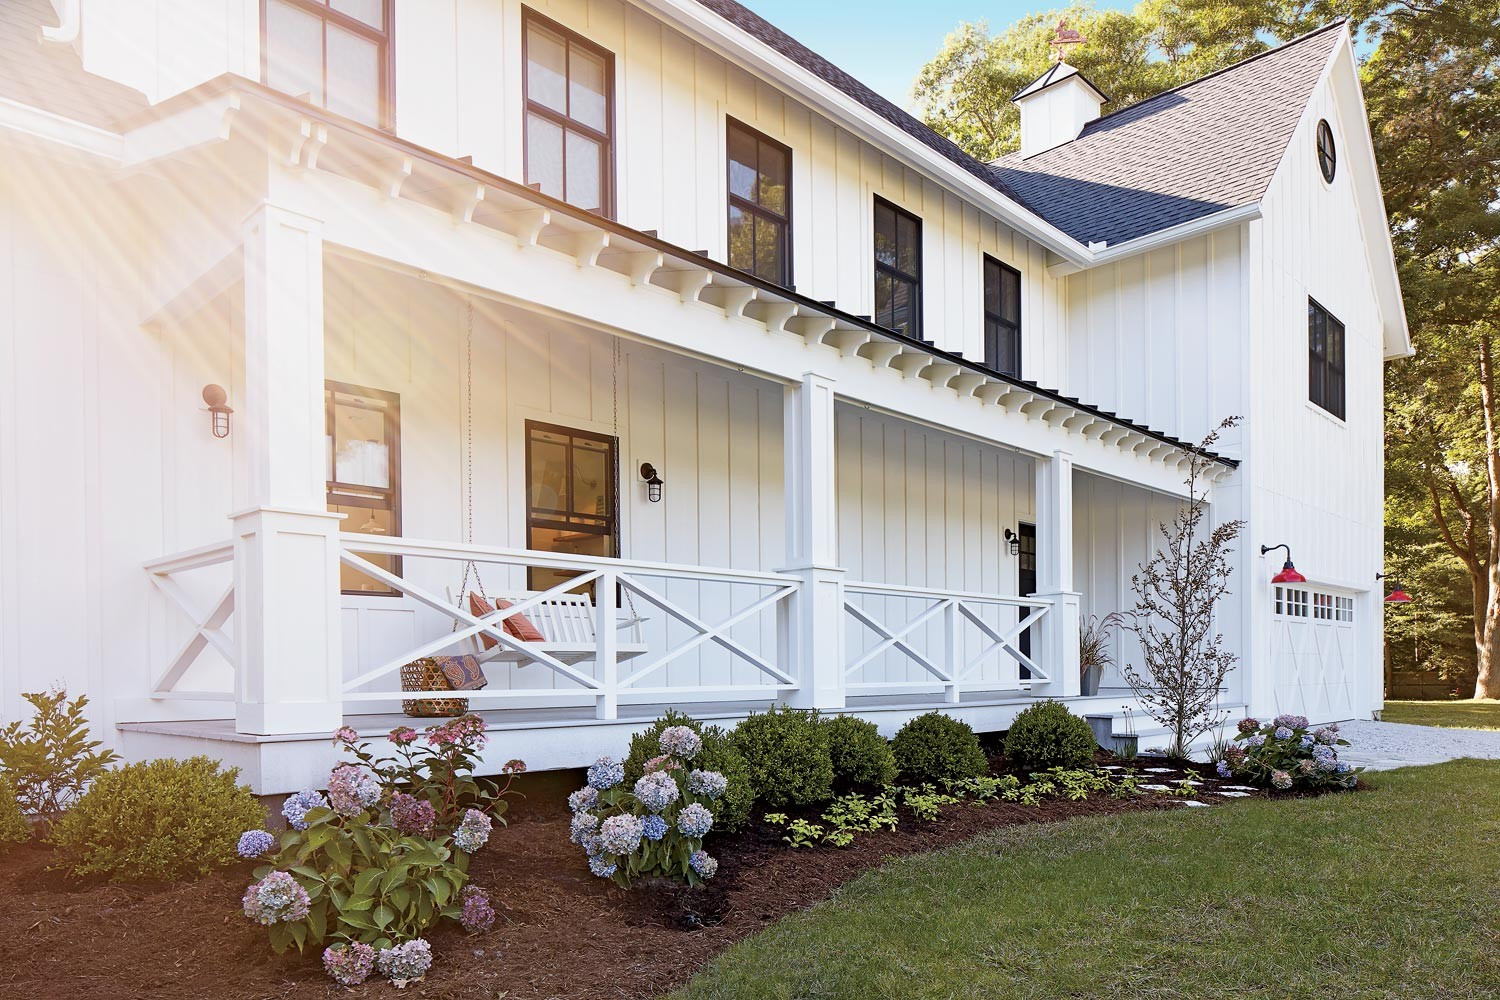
[639,462,664,503]
[1260,543,1307,584]
[202,384,233,439]
[1377,572,1412,604]
[1003,528,1021,557]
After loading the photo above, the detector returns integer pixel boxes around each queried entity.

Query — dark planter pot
[1081,663,1103,696]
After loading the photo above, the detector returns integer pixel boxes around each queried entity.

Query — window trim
[873,196,923,339]
[1308,297,1346,420]
[523,419,621,592]
[1316,119,1336,183]
[521,8,617,219]
[259,0,395,132]
[725,116,794,289]
[982,254,1022,378]
[326,380,402,596]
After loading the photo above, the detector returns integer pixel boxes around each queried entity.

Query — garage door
[1268,586,1357,722]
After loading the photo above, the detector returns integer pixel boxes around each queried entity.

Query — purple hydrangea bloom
[1274,726,1294,741]
[588,855,618,878]
[642,814,669,841]
[237,829,275,859]
[688,850,718,879]
[1274,714,1309,730]
[1247,734,1267,748]
[1271,770,1293,790]
[687,769,728,799]
[1215,760,1232,778]
[1314,727,1337,745]
[377,939,432,988]
[569,811,600,845]
[568,786,599,814]
[242,871,311,925]
[659,725,703,760]
[599,813,644,855]
[634,771,681,813]
[453,808,493,853]
[1237,718,1260,734]
[1312,744,1336,763]
[281,789,327,831]
[390,793,437,838]
[323,942,376,987]
[327,764,381,816]
[1300,734,1315,747]
[587,756,625,791]
[460,886,496,933]
[677,802,714,838]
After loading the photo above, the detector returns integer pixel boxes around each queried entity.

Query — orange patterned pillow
[469,593,546,647]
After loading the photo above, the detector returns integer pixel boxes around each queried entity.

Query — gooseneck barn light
[1260,544,1307,584]
[1377,573,1412,604]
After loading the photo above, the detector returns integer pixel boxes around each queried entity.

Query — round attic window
[1316,119,1336,182]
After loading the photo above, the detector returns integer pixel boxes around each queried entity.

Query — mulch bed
[0,754,1262,1000]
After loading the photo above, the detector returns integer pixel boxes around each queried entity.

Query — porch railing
[144,540,237,701]
[843,581,1051,703]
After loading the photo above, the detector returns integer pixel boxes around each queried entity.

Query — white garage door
[1268,586,1358,722]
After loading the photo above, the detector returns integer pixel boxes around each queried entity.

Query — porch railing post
[594,569,619,720]
[232,202,345,736]
[1031,449,1082,699]
[782,373,846,712]
[942,599,962,704]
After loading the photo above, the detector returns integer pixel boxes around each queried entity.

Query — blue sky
[740,1,1134,110]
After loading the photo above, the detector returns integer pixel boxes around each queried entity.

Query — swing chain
[456,298,487,629]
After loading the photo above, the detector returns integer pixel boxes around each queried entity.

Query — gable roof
[0,0,148,129]
[989,23,1344,247]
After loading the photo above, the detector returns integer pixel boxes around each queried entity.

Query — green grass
[1383,699,1500,731]
[674,761,1500,1000]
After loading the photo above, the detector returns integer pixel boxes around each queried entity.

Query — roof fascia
[0,95,122,162]
[1047,201,1264,276]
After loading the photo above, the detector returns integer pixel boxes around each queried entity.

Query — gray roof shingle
[0,0,148,130]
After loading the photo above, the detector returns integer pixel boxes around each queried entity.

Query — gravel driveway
[1335,719,1500,771]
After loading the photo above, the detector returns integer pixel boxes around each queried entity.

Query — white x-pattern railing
[843,581,1052,703]
[143,540,237,701]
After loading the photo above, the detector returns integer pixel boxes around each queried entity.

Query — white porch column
[780,373,846,711]
[232,202,344,736]
[1031,449,1081,699]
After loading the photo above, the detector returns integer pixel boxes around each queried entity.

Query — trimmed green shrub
[731,705,834,809]
[891,712,988,785]
[624,709,755,830]
[1003,700,1098,771]
[0,773,30,853]
[825,715,897,790]
[49,756,266,881]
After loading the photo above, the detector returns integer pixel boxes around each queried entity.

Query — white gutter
[0,96,123,162]
[1047,201,1264,275]
[39,0,80,45]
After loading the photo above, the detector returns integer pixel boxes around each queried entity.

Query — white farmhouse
[0,0,1408,791]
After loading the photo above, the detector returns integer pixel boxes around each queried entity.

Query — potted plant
[1079,613,1122,697]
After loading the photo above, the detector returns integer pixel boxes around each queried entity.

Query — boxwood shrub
[1003,700,1098,771]
[731,705,833,809]
[49,756,266,881]
[825,715,897,790]
[623,709,755,830]
[891,712,988,785]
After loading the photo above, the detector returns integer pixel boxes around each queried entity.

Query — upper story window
[262,0,392,129]
[326,381,401,594]
[1309,298,1346,420]
[874,198,922,339]
[524,11,614,217]
[983,256,1022,377]
[1316,119,1337,183]
[727,119,792,288]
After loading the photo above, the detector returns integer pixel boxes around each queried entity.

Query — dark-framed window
[261,0,393,130]
[983,255,1022,377]
[874,197,922,338]
[326,381,401,594]
[523,9,614,217]
[1316,119,1337,183]
[1309,298,1346,420]
[525,421,619,594]
[727,118,792,287]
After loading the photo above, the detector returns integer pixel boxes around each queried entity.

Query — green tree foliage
[0,690,119,818]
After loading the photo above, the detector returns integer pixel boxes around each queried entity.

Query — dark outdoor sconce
[202,384,233,439]
[1260,543,1307,584]
[640,462,664,503]
[1004,528,1021,557]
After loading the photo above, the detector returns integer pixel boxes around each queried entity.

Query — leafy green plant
[623,709,756,830]
[1224,716,1359,791]
[341,716,518,829]
[47,756,264,881]
[781,818,825,848]
[0,690,119,817]
[900,785,961,821]
[731,705,834,809]
[1164,779,1198,798]
[891,712,988,785]
[825,715,898,790]
[1003,700,1098,771]
[0,773,31,853]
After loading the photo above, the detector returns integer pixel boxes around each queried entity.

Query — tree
[1120,419,1245,759]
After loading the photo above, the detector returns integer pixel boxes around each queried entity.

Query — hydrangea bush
[1220,715,1359,791]
[570,726,727,887]
[622,709,756,831]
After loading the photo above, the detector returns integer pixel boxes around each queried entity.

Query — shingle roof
[990,23,1343,246]
[0,0,148,130]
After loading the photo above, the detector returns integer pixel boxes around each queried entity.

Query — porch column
[1031,449,1081,699]
[231,202,345,735]
[781,373,846,711]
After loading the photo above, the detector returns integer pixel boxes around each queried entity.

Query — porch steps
[1085,703,1248,758]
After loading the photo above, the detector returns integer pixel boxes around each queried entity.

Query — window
[1309,298,1346,419]
[874,198,922,338]
[1274,586,1310,618]
[262,0,392,129]
[1313,592,1334,621]
[525,421,619,594]
[983,256,1022,377]
[326,382,401,594]
[727,119,792,287]
[523,10,614,216]
[1316,119,1336,182]
[1335,595,1354,624]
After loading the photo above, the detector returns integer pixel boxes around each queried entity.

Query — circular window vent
[1316,119,1336,182]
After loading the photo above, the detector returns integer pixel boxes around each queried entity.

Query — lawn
[674,760,1500,1000]
[1383,699,1500,731]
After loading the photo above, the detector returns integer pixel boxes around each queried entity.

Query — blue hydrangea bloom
[568,786,599,813]
[588,855,618,878]
[453,808,493,853]
[688,850,718,879]
[1312,744,1336,763]
[569,811,600,845]
[599,813,644,855]
[1335,761,1353,775]
[579,832,604,857]
[1215,760,1232,778]
[677,802,713,838]
[282,790,327,831]
[634,771,681,813]
[687,769,728,799]
[377,938,432,988]
[642,814,668,841]
[1247,734,1267,748]
[587,756,625,791]
[1274,726,1294,740]
[237,829,276,859]
[1300,734,1315,747]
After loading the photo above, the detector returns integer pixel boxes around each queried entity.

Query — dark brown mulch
[0,756,1262,1000]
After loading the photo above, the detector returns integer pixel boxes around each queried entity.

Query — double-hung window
[727,119,792,287]
[326,382,401,594]
[262,0,392,129]
[525,422,619,594]
[874,198,922,339]
[523,11,614,216]
[983,256,1022,377]
[1309,298,1346,419]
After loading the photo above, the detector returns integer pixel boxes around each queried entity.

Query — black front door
[1018,523,1036,679]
